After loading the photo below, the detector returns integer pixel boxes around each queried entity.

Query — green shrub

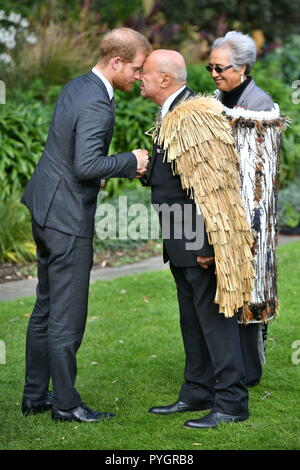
[0,101,51,201]
[186,64,216,94]
[6,78,62,106]
[0,195,36,263]
[94,185,155,252]
[111,88,157,155]
[258,35,300,85]
[278,178,300,230]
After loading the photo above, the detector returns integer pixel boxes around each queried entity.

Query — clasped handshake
[132,149,149,178]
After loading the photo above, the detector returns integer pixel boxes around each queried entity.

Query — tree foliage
[159,0,300,40]
[1,0,299,43]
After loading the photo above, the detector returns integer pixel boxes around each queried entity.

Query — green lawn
[0,242,299,450]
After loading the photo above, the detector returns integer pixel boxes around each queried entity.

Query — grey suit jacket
[218,79,274,111]
[236,79,274,111]
[21,71,137,238]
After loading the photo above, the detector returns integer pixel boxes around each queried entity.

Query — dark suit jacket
[21,71,137,238]
[142,87,214,267]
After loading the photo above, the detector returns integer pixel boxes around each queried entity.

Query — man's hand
[132,149,149,170]
[196,256,215,269]
[135,168,148,178]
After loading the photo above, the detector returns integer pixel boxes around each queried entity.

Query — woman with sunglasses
[207,31,273,111]
[207,31,283,389]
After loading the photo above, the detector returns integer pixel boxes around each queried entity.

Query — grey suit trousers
[23,219,93,409]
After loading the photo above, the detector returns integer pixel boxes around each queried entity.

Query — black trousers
[23,219,93,410]
[170,263,248,417]
[239,323,263,386]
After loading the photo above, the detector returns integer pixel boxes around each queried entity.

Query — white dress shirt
[161,86,186,118]
[92,66,114,101]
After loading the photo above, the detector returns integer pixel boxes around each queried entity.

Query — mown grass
[0,242,299,450]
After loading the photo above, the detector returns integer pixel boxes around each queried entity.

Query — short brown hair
[99,27,152,64]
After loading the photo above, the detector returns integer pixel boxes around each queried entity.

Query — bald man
[140,50,249,429]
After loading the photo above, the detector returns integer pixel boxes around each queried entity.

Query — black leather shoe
[184,410,248,429]
[22,391,53,416]
[51,403,115,423]
[148,400,213,415]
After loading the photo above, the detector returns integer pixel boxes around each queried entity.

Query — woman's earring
[240,74,245,83]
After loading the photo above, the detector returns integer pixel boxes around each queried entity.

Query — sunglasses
[206,64,233,73]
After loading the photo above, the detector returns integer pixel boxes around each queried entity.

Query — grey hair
[212,31,257,73]
[158,60,187,82]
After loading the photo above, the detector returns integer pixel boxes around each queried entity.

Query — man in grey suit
[21,28,152,423]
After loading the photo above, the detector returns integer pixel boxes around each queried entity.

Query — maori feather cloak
[222,104,285,323]
[156,95,255,318]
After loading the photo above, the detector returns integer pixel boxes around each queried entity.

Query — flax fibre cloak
[154,95,256,318]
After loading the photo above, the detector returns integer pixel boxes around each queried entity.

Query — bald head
[146,49,187,82]
[140,49,187,106]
